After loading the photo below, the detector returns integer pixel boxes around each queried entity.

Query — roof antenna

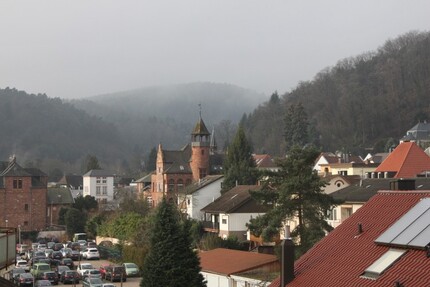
[198,103,202,119]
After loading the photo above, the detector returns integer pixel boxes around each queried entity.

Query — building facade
[0,157,48,231]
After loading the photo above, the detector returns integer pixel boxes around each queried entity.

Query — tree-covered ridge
[0,88,126,172]
[244,31,430,156]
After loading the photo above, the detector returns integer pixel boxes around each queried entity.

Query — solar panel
[375,198,430,248]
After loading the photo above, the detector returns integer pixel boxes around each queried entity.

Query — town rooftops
[199,248,278,276]
[83,169,115,177]
[270,190,430,287]
[374,141,430,178]
[201,185,267,214]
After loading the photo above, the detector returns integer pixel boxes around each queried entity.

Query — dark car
[17,273,34,287]
[61,258,75,269]
[8,268,26,283]
[60,270,80,284]
[70,250,80,261]
[104,266,126,282]
[41,271,59,285]
[55,265,70,277]
[51,251,63,260]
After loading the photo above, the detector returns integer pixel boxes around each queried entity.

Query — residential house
[270,185,430,287]
[199,248,279,287]
[47,187,74,226]
[253,154,279,172]
[321,174,361,194]
[400,121,430,147]
[363,152,390,164]
[327,178,430,228]
[313,152,338,174]
[201,185,268,240]
[178,174,224,220]
[82,169,115,203]
[0,157,48,231]
[147,115,219,207]
[372,141,430,178]
[57,174,83,199]
[319,161,379,178]
[135,172,153,199]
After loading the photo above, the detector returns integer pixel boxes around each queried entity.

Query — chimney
[280,239,295,287]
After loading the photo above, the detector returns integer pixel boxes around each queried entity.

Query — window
[96,177,101,184]
[327,208,337,220]
[361,249,406,279]
[186,179,192,186]
[13,178,23,189]
[341,207,353,221]
[102,177,107,184]
[168,179,175,192]
[96,186,101,195]
[177,179,184,190]
[102,186,107,195]
[199,168,207,179]
[24,204,29,211]
[201,149,205,155]
[24,221,28,226]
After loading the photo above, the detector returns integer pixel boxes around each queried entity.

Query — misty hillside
[243,31,430,156]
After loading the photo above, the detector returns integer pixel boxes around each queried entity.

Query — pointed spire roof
[192,117,210,136]
[375,141,430,178]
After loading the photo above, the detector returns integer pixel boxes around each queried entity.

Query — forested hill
[243,31,430,156]
[0,88,127,174]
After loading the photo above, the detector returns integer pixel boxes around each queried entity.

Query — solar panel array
[375,198,430,248]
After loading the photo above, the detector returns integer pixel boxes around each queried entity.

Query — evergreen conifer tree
[248,146,340,255]
[140,198,206,287]
[221,125,258,193]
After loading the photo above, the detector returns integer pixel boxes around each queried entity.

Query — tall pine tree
[221,125,258,193]
[140,198,206,287]
[284,102,309,151]
[248,146,340,255]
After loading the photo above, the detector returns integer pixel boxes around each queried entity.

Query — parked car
[99,264,111,280]
[17,273,34,287]
[35,279,52,287]
[40,271,59,285]
[44,249,54,258]
[104,265,126,282]
[31,262,51,279]
[102,284,116,287]
[55,265,70,277]
[82,248,100,260]
[59,270,80,284]
[82,277,103,287]
[70,250,81,261]
[77,263,94,277]
[16,259,29,271]
[51,251,63,260]
[61,258,75,269]
[53,243,64,251]
[8,268,26,283]
[121,262,139,277]
[82,269,102,279]
[61,248,72,258]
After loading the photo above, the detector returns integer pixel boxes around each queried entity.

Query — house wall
[219,213,264,240]
[83,176,114,202]
[327,203,364,228]
[186,179,223,220]
[0,177,47,231]
[201,272,229,287]
[325,166,376,177]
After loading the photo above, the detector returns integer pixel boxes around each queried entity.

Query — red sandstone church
[146,116,221,207]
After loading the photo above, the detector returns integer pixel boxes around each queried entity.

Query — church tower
[190,114,211,181]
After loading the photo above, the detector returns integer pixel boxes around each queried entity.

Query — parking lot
[2,259,142,287]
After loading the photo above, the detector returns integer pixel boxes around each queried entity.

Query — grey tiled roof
[162,144,193,174]
[201,185,267,213]
[83,169,115,177]
[48,188,75,204]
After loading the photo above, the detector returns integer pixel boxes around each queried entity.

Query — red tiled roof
[253,154,278,168]
[375,141,430,178]
[199,248,278,276]
[270,190,430,287]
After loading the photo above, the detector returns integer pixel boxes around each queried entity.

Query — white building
[83,169,115,203]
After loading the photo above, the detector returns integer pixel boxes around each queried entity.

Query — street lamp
[5,219,8,227]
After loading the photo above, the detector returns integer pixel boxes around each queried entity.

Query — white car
[82,248,100,260]
[16,259,29,271]
[77,263,94,277]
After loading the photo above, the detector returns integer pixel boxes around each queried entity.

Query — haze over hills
[2,31,430,179]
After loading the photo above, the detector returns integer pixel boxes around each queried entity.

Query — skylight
[361,249,406,279]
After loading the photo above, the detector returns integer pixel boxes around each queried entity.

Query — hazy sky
[1,1,430,99]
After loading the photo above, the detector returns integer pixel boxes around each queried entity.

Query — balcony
[202,221,219,232]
